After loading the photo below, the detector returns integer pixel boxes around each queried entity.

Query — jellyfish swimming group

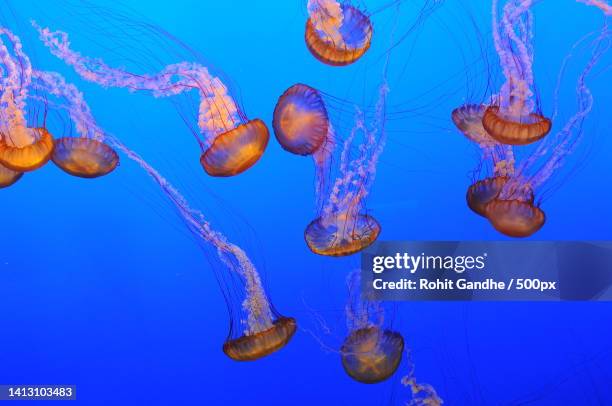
[452,0,610,238]
[1,0,610,403]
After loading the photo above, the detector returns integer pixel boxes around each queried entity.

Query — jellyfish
[273,83,330,156]
[35,24,269,177]
[41,67,295,361]
[30,71,119,178]
[0,27,54,173]
[341,271,404,384]
[484,24,610,237]
[305,0,373,66]
[485,0,552,146]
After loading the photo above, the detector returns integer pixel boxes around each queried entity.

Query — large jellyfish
[0,28,54,176]
[341,271,404,384]
[484,24,610,237]
[35,24,269,178]
[39,67,295,361]
[484,0,552,146]
[305,0,373,66]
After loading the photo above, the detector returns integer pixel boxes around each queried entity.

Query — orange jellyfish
[341,271,404,384]
[52,137,119,178]
[28,70,119,179]
[273,84,329,155]
[484,199,545,238]
[486,0,552,145]
[37,24,268,177]
[305,0,373,66]
[0,28,54,173]
[223,316,297,361]
[341,326,405,384]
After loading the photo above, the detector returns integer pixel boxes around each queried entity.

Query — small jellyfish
[341,271,404,384]
[484,199,546,238]
[36,24,268,177]
[0,29,54,172]
[305,213,381,257]
[273,84,329,155]
[0,164,23,188]
[341,326,404,384]
[305,0,373,66]
[52,137,119,178]
[486,0,552,145]
[223,317,297,361]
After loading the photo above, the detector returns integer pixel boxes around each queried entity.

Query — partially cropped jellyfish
[578,0,612,15]
[305,0,373,66]
[484,0,552,146]
[35,24,268,177]
[0,27,54,175]
[46,70,295,361]
[484,24,610,238]
[341,271,404,384]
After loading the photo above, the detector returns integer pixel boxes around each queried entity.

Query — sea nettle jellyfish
[341,271,404,384]
[305,0,373,66]
[484,0,552,146]
[35,24,268,177]
[0,27,54,178]
[485,24,610,238]
[273,80,387,256]
[30,71,119,178]
[45,70,295,361]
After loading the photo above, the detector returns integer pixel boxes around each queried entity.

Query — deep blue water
[1,1,611,405]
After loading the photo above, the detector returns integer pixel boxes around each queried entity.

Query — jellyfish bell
[304,213,381,256]
[223,316,297,361]
[199,119,269,177]
[305,2,373,66]
[451,104,498,146]
[52,137,119,178]
[272,84,329,156]
[482,105,552,146]
[484,199,546,238]
[0,127,54,172]
[466,176,509,217]
[0,164,23,188]
[341,326,404,384]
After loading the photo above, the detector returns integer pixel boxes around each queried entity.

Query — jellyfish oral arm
[0,29,34,147]
[307,0,344,44]
[35,24,243,147]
